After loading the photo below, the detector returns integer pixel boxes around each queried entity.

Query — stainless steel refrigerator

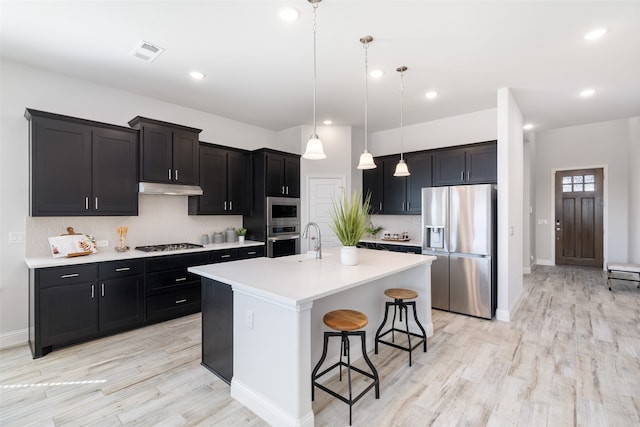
[421,184,496,319]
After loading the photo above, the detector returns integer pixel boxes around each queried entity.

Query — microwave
[266,197,300,225]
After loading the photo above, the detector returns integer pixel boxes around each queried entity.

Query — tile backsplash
[26,195,242,257]
[365,214,422,244]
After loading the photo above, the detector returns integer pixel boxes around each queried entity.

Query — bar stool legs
[312,309,380,426]
[375,289,427,367]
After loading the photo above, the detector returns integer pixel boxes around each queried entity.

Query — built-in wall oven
[266,197,300,258]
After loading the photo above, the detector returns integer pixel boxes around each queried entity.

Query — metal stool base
[375,299,427,366]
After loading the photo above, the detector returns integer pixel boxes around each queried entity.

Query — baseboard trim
[536,259,554,266]
[0,328,28,350]
[523,266,532,274]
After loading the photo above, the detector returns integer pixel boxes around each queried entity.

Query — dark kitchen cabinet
[434,142,497,186]
[97,260,145,332]
[128,116,201,185]
[189,144,251,215]
[405,151,433,213]
[363,162,384,214]
[26,109,138,216]
[255,149,300,198]
[201,278,233,383]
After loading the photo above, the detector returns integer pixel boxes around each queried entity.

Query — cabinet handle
[115,267,130,272]
[61,273,79,279]
[286,186,289,195]
[379,202,383,211]
[101,283,105,297]
[168,169,172,181]
[224,201,227,211]
[281,186,285,195]
[85,197,89,210]
[175,299,187,304]
[248,251,256,255]
[407,202,410,211]
[467,170,470,181]
[95,197,98,210]
[402,202,405,210]
[175,169,179,181]
[221,254,231,258]
[229,200,233,211]
[461,171,464,181]
[91,284,95,299]
[175,277,187,282]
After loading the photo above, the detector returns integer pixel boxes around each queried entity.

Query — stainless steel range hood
[138,182,203,196]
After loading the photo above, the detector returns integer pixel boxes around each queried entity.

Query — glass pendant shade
[393,158,410,176]
[303,134,326,159]
[357,150,376,169]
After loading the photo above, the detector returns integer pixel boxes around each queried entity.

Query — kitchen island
[189,246,435,427]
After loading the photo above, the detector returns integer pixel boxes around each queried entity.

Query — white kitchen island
[189,246,436,427]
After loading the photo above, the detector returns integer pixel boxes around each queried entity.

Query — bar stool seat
[312,309,380,425]
[375,288,427,366]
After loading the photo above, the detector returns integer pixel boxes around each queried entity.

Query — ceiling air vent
[130,40,164,63]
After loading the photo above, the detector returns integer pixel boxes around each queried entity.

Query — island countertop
[188,246,436,307]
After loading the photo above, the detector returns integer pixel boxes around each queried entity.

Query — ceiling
[1,1,639,134]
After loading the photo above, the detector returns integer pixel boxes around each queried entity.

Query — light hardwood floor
[1,266,639,426]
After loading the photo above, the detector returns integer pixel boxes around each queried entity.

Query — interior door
[308,177,345,250]
[555,168,603,268]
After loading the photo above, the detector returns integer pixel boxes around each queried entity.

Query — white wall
[533,118,633,266]
[496,88,524,322]
[0,60,278,347]
[628,117,640,263]
[523,135,536,273]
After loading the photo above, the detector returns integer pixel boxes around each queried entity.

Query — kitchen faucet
[302,222,322,259]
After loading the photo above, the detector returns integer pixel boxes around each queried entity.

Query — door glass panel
[585,183,595,192]
[584,174,595,183]
[574,184,583,192]
[563,184,572,192]
[573,175,583,184]
[562,176,572,184]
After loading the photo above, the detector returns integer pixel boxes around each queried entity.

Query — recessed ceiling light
[580,88,596,97]
[190,71,206,80]
[323,120,332,125]
[278,7,300,22]
[369,70,384,79]
[425,91,438,99]
[523,123,534,131]
[584,28,607,40]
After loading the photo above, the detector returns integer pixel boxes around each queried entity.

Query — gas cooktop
[134,243,204,252]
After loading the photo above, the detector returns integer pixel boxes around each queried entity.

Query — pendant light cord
[400,69,404,161]
[312,2,318,136]
[363,40,369,152]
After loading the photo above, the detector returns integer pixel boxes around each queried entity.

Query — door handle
[556,227,562,231]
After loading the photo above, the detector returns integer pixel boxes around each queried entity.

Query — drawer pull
[101,283,105,297]
[175,299,187,304]
[175,277,187,282]
[115,267,131,272]
[221,254,231,258]
[91,284,95,299]
[248,251,256,255]
[61,273,79,279]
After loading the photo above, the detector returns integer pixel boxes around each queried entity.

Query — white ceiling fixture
[370,70,384,79]
[129,40,164,63]
[393,66,410,177]
[302,0,326,160]
[357,35,376,170]
[323,120,332,125]
[523,123,534,131]
[584,28,608,40]
[425,91,438,99]
[278,6,300,22]
[190,71,206,80]
[580,88,596,97]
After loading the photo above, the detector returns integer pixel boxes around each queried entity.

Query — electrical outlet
[245,310,254,329]
[8,232,25,244]
[96,240,109,247]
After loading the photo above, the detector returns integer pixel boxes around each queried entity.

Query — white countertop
[359,237,422,247]
[189,246,435,308]
[25,240,264,269]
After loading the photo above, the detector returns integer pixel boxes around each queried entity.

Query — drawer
[147,284,201,322]
[145,253,209,273]
[146,269,200,294]
[37,264,98,288]
[209,249,238,263]
[98,259,144,279]
[238,246,264,259]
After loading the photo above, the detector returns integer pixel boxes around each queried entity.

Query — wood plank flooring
[1,266,639,426]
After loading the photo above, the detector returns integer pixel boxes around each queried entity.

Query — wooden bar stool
[311,309,380,425]
[374,288,427,366]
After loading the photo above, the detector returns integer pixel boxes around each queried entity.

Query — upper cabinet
[26,109,138,216]
[189,143,251,215]
[434,142,497,186]
[254,149,300,198]
[128,116,201,185]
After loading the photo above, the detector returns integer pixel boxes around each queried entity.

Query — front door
[555,168,604,268]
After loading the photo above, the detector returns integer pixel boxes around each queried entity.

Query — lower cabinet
[201,278,233,383]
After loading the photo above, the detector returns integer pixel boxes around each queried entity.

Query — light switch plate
[8,232,25,244]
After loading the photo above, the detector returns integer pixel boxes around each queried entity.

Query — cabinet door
[99,275,145,332]
[434,149,466,186]
[140,124,173,183]
[172,129,199,185]
[196,145,228,214]
[31,117,92,216]
[92,128,139,215]
[363,164,384,214]
[265,153,285,196]
[466,144,497,184]
[40,282,98,347]
[283,155,300,197]
[382,155,407,214]
[405,152,432,214]
[227,150,251,214]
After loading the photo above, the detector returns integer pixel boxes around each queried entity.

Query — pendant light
[302,0,326,160]
[357,35,376,170]
[393,66,410,176]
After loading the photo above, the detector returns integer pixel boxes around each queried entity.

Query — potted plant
[329,191,371,265]
[237,227,247,243]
